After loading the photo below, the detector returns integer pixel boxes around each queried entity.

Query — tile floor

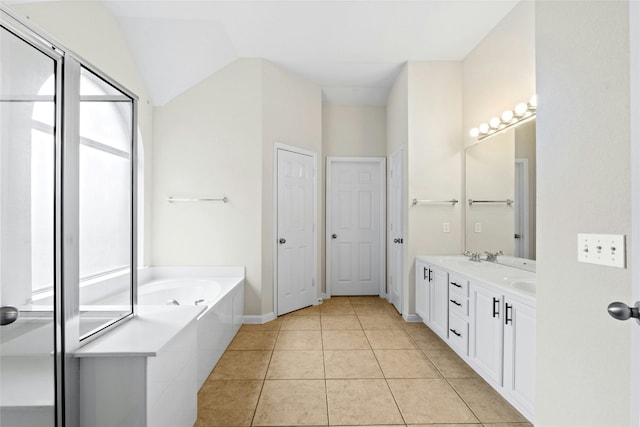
[196,296,532,427]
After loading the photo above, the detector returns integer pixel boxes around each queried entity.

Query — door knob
[393,238,399,244]
[279,238,286,244]
[607,301,640,323]
[331,234,337,239]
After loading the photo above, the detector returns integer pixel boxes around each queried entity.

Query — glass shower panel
[0,26,57,426]
[78,66,133,339]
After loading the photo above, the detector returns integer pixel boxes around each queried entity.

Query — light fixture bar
[470,95,537,141]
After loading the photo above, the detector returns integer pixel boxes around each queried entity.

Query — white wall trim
[325,156,386,298]
[273,142,319,317]
[244,312,276,325]
[629,1,639,425]
[403,313,421,323]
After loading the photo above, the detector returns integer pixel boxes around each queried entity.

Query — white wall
[536,2,632,425]
[323,105,387,157]
[153,59,321,316]
[261,60,322,313]
[6,1,155,266]
[462,0,535,149]
[406,61,463,314]
[153,59,263,314]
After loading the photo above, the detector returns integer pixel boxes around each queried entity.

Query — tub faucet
[167,299,180,306]
[195,299,205,306]
[484,251,503,262]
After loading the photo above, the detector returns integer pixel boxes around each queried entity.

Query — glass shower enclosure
[0,9,137,427]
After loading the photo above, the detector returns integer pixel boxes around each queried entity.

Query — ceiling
[100,1,520,106]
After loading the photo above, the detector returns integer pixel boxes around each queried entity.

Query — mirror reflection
[465,119,536,259]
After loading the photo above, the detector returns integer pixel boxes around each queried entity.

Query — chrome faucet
[484,251,503,262]
[167,299,180,305]
[464,250,482,262]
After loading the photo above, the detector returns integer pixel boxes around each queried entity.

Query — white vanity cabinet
[469,282,505,385]
[503,296,536,416]
[447,274,470,355]
[469,280,536,420]
[414,260,449,340]
[415,255,536,423]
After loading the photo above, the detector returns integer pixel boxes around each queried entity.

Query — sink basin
[502,278,536,294]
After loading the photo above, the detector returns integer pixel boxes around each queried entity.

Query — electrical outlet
[475,223,482,233]
[443,222,450,233]
[577,233,626,268]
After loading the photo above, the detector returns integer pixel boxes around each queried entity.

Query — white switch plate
[577,233,626,268]
[443,222,450,233]
[475,223,482,233]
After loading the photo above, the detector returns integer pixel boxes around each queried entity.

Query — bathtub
[135,267,245,388]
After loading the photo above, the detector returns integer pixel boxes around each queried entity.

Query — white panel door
[276,148,316,316]
[388,148,404,313]
[327,158,385,296]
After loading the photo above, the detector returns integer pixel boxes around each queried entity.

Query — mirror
[465,119,536,259]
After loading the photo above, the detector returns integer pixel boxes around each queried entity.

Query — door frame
[325,156,386,298]
[273,142,318,317]
[630,1,639,425]
[388,146,405,315]
[514,158,530,259]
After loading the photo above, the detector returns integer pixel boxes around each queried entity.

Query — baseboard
[243,312,276,324]
[403,313,422,323]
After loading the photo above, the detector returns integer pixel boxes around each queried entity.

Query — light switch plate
[577,233,626,268]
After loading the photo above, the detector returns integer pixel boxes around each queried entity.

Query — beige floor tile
[253,380,328,426]
[352,303,390,316]
[387,379,479,424]
[408,425,482,427]
[240,317,284,331]
[448,378,528,423]
[482,423,533,427]
[407,328,450,350]
[321,304,356,315]
[374,349,441,378]
[322,330,371,349]
[322,296,352,305]
[281,315,321,330]
[321,315,362,330]
[326,379,404,425]
[196,380,262,426]
[275,330,323,350]
[424,348,479,379]
[365,329,417,349]
[227,331,278,350]
[348,296,385,305]
[208,351,271,380]
[324,349,383,378]
[288,305,321,316]
[357,314,404,330]
[266,350,324,379]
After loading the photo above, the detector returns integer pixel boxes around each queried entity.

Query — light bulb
[489,117,501,129]
[514,103,528,116]
[501,110,514,123]
[469,128,480,138]
[479,123,490,134]
[528,94,538,110]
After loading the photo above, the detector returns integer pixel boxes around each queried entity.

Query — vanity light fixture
[471,94,537,141]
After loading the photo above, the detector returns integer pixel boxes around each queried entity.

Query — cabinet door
[415,261,429,322]
[470,284,504,385]
[429,267,449,339]
[504,298,536,418]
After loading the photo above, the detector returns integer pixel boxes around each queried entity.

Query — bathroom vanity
[415,255,536,422]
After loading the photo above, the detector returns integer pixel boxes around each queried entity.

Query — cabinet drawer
[448,295,468,317]
[448,313,469,356]
[449,275,469,297]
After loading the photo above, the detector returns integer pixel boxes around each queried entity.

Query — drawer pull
[450,299,462,306]
[451,281,462,288]
[423,267,428,280]
[449,328,461,337]
[493,297,500,318]
[505,303,513,325]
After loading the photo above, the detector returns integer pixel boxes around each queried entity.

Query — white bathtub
[136,267,245,388]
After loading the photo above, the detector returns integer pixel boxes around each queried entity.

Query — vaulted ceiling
[102,1,519,106]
